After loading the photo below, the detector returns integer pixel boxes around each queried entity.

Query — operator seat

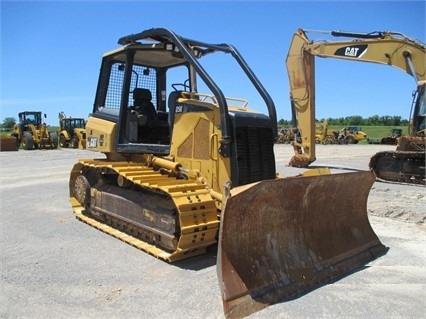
[133,88,158,121]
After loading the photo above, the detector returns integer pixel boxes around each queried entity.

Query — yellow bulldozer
[69,28,387,318]
[11,111,58,150]
[58,112,86,149]
[286,28,425,185]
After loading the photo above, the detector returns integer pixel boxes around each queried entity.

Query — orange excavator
[286,28,425,185]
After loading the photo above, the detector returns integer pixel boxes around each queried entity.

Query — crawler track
[369,151,425,186]
[70,159,220,262]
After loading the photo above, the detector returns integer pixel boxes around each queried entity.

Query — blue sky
[1,0,425,126]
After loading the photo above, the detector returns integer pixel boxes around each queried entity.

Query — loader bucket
[217,170,388,318]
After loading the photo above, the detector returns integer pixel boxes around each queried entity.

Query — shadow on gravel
[172,243,218,271]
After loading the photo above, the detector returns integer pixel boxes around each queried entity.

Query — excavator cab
[70,28,388,318]
[409,81,426,136]
[392,80,426,168]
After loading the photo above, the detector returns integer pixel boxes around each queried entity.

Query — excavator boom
[286,29,425,185]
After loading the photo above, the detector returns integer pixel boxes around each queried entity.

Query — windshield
[20,112,40,125]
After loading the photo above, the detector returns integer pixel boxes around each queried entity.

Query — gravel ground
[0,144,425,319]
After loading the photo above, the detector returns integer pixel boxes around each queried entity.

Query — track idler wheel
[74,175,92,206]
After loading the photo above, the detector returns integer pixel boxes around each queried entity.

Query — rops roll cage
[118,28,277,157]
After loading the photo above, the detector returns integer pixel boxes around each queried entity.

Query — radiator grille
[234,126,276,186]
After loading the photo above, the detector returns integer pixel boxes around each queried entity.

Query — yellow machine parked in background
[276,126,296,143]
[316,123,367,145]
[315,120,330,144]
[69,28,387,318]
[58,112,86,149]
[380,128,403,145]
[344,125,368,143]
[11,111,58,150]
[286,28,425,184]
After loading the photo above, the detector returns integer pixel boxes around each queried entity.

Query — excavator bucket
[217,170,388,318]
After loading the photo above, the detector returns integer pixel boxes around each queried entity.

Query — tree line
[1,117,17,129]
[2,114,407,130]
[278,115,408,127]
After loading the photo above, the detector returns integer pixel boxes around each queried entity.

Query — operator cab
[89,28,277,162]
[92,39,195,155]
[19,111,43,126]
[18,111,45,132]
[62,118,86,135]
[411,82,426,135]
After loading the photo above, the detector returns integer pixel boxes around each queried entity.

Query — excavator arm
[286,28,425,167]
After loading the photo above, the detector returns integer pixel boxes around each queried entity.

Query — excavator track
[369,151,425,186]
[70,159,220,262]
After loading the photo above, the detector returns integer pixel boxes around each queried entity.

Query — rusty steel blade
[217,170,388,318]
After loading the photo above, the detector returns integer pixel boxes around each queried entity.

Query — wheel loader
[286,28,425,185]
[69,28,387,318]
[11,111,58,150]
[58,112,86,149]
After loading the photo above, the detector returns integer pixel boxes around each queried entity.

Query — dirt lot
[0,144,425,318]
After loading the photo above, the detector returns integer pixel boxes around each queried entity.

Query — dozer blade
[217,170,388,318]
